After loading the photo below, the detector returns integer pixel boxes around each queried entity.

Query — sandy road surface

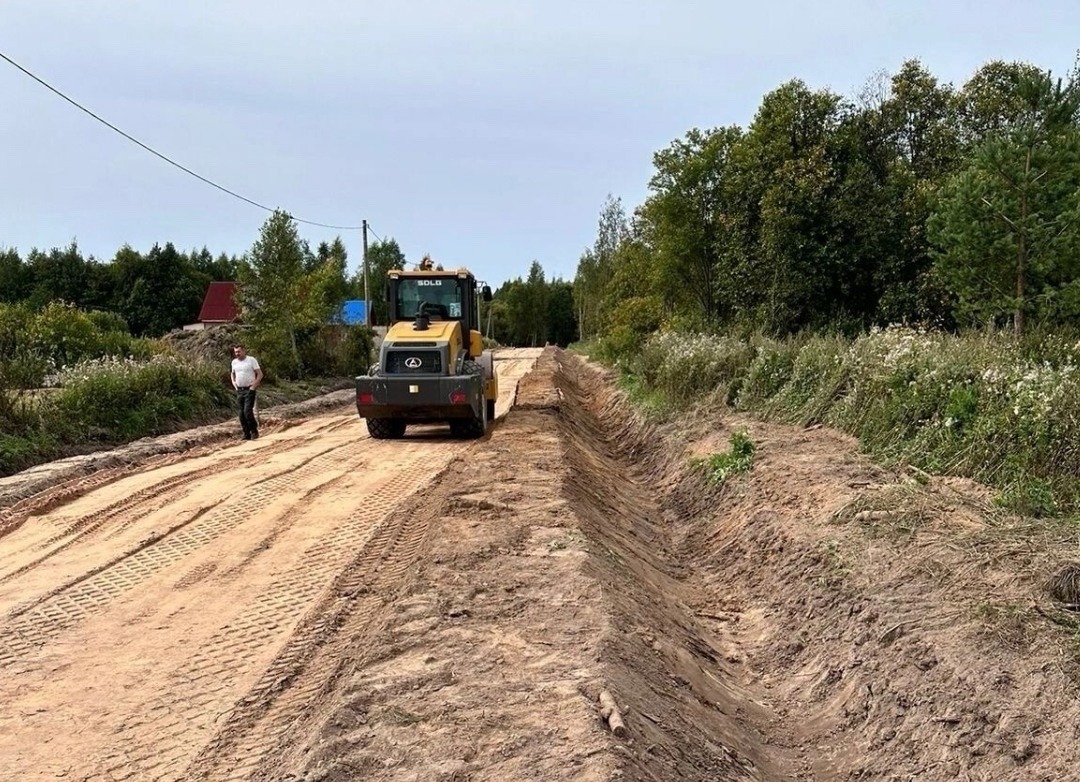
[6,345,1074,782]
[0,349,540,782]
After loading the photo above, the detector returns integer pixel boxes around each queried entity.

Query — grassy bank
[0,302,374,478]
[0,354,350,477]
[587,327,1080,518]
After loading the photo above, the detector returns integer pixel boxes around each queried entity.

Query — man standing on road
[230,343,263,440]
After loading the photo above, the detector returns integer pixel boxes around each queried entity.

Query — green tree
[238,211,336,375]
[0,249,31,303]
[641,126,743,322]
[27,241,89,308]
[189,247,240,282]
[546,279,578,346]
[113,242,203,336]
[726,81,843,330]
[573,195,627,340]
[522,261,550,346]
[354,238,406,325]
[931,69,1080,333]
[313,237,350,318]
[959,60,1047,145]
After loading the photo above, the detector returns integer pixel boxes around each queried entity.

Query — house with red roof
[184,281,241,330]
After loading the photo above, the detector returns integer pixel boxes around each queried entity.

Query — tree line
[0,230,415,340]
[574,57,1080,352]
[0,241,240,337]
[485,261,577,347]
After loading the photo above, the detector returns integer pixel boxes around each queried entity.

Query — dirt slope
[564,354,1080,781]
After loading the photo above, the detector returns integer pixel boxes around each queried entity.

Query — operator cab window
[397,278,464,320]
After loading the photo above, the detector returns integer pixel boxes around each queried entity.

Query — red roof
[198,282,240,323]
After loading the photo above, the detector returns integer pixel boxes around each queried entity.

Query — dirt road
[2,347,1078,782]
[0,350,539,782]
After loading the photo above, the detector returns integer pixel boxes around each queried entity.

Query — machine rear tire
[366,417,406,439]
[448,382,488,440]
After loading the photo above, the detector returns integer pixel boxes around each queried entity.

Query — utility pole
[362,219,370,326]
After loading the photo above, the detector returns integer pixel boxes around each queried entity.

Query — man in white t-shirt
[230,343,263,440]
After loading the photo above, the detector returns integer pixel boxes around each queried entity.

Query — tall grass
[54,355,231,440]
[623,327,1080,516]
[1,355,232,476]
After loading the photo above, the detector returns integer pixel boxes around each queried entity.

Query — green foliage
[619,328,1080,514]
[0,247,32,303]
[0,354,233,476]
[615,372,672,422]
[490,262,577,348]
[293,325,375,377]
[340,326,376,375]
[574,195,628,341]
[996,479,1058,518]
[355,238,405,326]
[735,337,801,410]
[594,301,662,362]
[1,239,240,337]
[931,69,1080,334]
[691,430,756,485]
[633,331,755,402]
[238,211,346,377]
[27,241,90,309]
[575,57,1080,344]
[52,356,230,441]
[546,281,577,347]
[764,334,849,425]
[109,242,205,336]
[0,301,150,389]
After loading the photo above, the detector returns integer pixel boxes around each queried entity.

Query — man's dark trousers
[237,387,258,439]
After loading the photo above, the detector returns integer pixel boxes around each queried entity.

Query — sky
[1,1,1079,289]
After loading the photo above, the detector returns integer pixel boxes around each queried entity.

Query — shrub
[341,326,375,375]
[764,334,849,425]
[691,429,756,485]
[735,338,800,410]
[0,301,149,388]
[633,331,755,402]
[54,355,231,441]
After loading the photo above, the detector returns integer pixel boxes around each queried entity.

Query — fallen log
[599,690,627,737]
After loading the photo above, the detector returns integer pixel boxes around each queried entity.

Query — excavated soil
[0,347,1078,781]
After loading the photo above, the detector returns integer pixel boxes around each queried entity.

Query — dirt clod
[1047,561,1080,604]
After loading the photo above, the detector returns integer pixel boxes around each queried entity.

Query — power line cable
[0,49,364,231]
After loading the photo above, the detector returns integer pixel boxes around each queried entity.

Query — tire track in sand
[0,438,373,667]
[84,445,466,782]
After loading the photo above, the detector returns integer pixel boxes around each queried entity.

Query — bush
[0,301,149,389]
[247,328,299,382]
[633,331,755,402]
[53,355,231,441]
[293,325,376,378]
[764,334,849,425]
[594,295,664,364]
[735,338,800,410]
[341,326,375,375]
[691,429,756,485]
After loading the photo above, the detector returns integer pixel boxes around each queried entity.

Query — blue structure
[340,300,369,326]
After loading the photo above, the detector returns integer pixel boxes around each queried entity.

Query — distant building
[339,299,369,326]
[184,281,240,331]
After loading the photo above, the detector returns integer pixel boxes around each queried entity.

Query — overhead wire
[0,49,366,232]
